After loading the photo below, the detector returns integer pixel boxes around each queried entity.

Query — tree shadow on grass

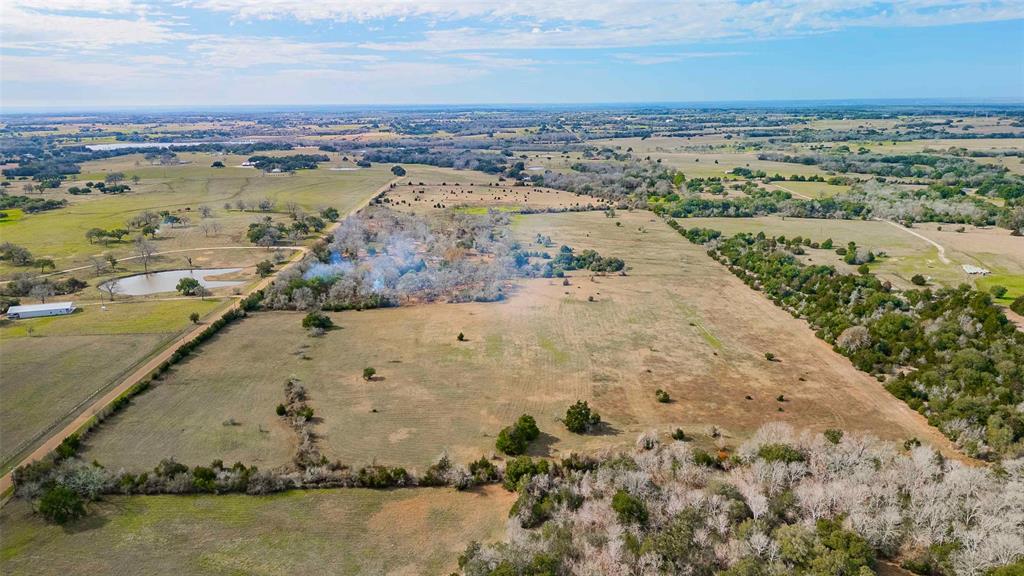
[62,510,109,534]
[527,432,561,458]
[589,421,622,437]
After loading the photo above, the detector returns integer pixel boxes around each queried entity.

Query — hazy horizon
[4,97,1024,116]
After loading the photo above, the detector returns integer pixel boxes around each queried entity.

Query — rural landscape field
[2,2,1023,575]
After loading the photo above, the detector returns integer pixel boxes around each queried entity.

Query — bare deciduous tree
[101,278,121,302]
[88,255,107,275]
[134,236,156,273]
[29,283,54,303]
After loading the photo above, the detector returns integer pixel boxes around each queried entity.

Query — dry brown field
[82,210,959,473]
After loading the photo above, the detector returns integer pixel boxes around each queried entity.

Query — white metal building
[6,302,76,319]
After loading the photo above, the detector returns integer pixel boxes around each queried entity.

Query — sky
[1,0,1023,110]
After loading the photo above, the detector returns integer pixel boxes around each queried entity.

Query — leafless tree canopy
[461,423,1024,576]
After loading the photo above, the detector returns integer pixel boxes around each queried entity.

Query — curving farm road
[875,218,951,264]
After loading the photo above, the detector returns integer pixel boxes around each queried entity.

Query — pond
[107,268,245,296]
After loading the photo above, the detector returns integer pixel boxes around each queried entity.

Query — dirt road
[0,178,398,496]
[768,183,814,200]
[876,218,951,264]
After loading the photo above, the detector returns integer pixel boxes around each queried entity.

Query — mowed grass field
[0,153,401,470]
[0,298,227,471]
[0,486,514,576]
[587,136,830,178]
[383,182,609,214]
[0,153,395,279]
[678,216,1024,297]
[767,181,851,199]
[82,210,958,473]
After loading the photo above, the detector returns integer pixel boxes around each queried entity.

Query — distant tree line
[247,154,329,172]
[0,195,67,213]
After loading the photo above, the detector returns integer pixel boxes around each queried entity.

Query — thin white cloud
[615,51,749,65]
[126,54,187,65]
[0,53,182,85]
[11,0,141,13]
[185,36,363,68]
[454,53,544,70]
[0,53,489,107]
[184,0,1024,51]
[2,3,181,50]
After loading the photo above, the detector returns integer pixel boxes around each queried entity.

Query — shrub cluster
[495,414,541,456]
[564,400,601,434]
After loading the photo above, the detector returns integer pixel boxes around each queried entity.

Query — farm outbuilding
[6,302,76,319]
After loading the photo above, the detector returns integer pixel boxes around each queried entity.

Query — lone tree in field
[911,274,927,286]
[362,367,376,381]
[30,283,55,303]
[35,258,55,274]
[100,278,121,302]
[457,332,466,341]
[564,400,601,434]
[302,311,333,332]
[495,414,541,456]
[134,236,156,273]
[189,312,200,324]
[391,165,407,177]
[88,255,107,274]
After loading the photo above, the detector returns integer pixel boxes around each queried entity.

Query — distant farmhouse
[5,302,76,319]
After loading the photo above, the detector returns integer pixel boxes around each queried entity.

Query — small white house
[6,302,76,319]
